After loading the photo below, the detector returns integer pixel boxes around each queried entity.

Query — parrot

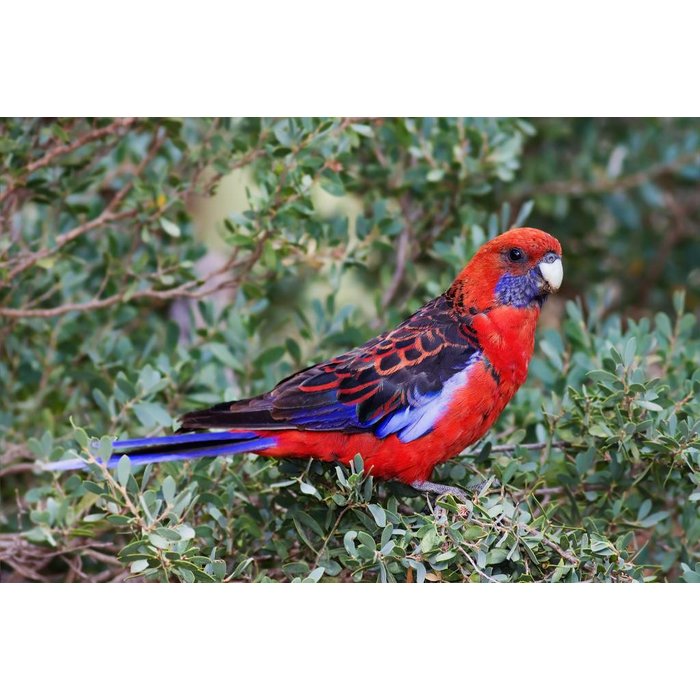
[46,227,563,501]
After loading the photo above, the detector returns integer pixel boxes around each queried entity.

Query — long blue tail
[43,431,278,471]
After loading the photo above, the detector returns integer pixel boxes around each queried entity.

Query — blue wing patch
[375,353,480,442]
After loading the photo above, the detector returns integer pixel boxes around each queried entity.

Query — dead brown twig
[0,532,129,583]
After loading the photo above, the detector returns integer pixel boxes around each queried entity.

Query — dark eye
[508,247,525,262]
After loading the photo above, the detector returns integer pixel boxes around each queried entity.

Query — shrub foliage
[1,117,699,582]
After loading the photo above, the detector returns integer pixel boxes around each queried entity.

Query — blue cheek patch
[495,269,543,308]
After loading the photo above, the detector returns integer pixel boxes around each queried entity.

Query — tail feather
[42,431,277,472]
[178,401,284,432]
[112,430,263,450]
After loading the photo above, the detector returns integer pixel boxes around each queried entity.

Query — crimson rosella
[47,227,563,500]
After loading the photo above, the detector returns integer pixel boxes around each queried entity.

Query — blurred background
[183,118,700,373]
[185,118,700,355]
[1,117,699,582]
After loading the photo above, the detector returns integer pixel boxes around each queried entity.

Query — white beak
[539,258,563,292]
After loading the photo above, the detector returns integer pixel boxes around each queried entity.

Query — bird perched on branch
[47,227,563,501]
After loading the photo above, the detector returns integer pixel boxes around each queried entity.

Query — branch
[3,207,139,283]
[3,128,165,282]
[380,194,418,312]
[25,118,138,175]
[517,148,700,198]
[190,122,271,198]
[1,118,359,319]
[0,534,123,582]
[0,118,138,207]
[0,463,36,477]
[457,545,500,582]
[517,522,580,567]
[0,232,267,319]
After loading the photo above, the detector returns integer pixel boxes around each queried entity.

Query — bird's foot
[410,480,471,503]
[409,477,500,505]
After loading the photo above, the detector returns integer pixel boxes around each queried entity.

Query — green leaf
[673,290,685,316]
[138,365,162,393]
[293,510,324,537]
[36,256,57,270]
[367,504,386,527]
[176,524,196,541]
[638,511,669,528]
[512,199,534,228]
[589,424,612,438]
[273,119,294,147]
[83,481,106,495]
[343,531,358,557]
[155,527,181,541]
[486,548,508,565]
[208,343,241,369]
[303,567,325,583]
[320,173,345,197]
[420,528,438,553]
[231,558,254,579]
[178,568,195,583]
[299,481,321,499]
[352,454,364,472]
[285,338,301,364]
[350,123,374,137]
[148,533,172,549]
[681,563,700,583]
[97,436,113,464]
[380,540,395,557]
[209,559,227,579]
[160,217,181,237]
[116,455,131,487]
[162,475,176,504]
[357,531,376,550]
[133,402,172,429]
[130,559,150,574]
[637,499,652,520]
[587,369,621,386]
[106,514,130,525]
[256,346,285,366]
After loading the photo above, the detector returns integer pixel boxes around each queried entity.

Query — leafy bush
[1,117,699,582]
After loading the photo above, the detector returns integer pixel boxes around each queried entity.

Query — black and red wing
[180,295,482,442]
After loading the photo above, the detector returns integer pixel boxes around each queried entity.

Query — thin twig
[378,194,418,317]
[0,118,138,207]
[0,225,255,319]
[457,545,500,582]
[516,148,700,198]
[0,463,36,477]
[25,118,138,175]
[4,128,165,282]
[313,505,352,569]
[516,522,580,567]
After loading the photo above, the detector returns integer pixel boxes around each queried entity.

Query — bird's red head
[449,227,563,312]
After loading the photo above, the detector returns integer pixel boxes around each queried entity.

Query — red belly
[255,361,518,484]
